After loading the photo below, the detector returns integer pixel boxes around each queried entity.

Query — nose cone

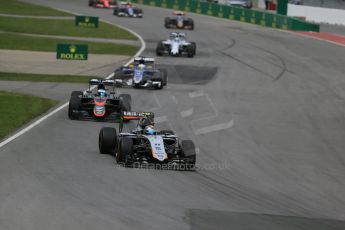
[134,69,143,83]
[171,42,179,55]
[177,21,183,28]
[128,8,133,15]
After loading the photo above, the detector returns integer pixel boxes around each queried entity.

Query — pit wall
[131,0,320,32]
[288,4,345,26]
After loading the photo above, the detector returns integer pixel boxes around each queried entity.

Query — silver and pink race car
[99,112,197,169]
[68,78,131,121]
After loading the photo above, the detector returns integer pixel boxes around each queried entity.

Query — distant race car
[289,0,303,5]
[68,78,131,121]
[164,11,194,30]
[114,57,167,89]
[88,0,117,8]
[156,32,196,57]
[227,0,253,9]
[113,2,143,17]
[99,111,197,169]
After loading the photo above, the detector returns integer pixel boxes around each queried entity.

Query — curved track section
[1,0,345,229]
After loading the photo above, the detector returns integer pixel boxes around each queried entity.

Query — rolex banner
[75,16,99,28]
[56,44,88,61]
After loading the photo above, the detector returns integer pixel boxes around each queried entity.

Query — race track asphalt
[1,1,345,229]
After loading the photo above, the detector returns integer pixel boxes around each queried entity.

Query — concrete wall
[288,4,345,25]
[303,0,345,10]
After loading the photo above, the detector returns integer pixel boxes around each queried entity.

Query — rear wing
[88,78,116,93]
[89,78,115,86]
[173,11,185,16]
[119,111,154,132]
[133,57,155,66]
[122,111,154,120]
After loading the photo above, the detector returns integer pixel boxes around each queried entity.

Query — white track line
[180,108,194,118]
[194,119,234,135]
[0,10,146,149]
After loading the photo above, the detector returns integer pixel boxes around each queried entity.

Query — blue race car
[113,2,143,17]
[114,57,167,90]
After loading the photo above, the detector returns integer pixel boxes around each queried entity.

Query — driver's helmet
[98,89,106,97]
[138,64,145,70]
[138,116,154,129]
[171,33,179,41]
[145,125,156,135]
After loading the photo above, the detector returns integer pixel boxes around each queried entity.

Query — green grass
[0,33,138,55]
[0,0,72,16]
[0,91,57,139]
[0,17,137,40]
[0,72,95,83]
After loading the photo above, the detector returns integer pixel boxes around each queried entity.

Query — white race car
[156,32,196,58]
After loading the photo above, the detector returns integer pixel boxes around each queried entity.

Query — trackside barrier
[132,0,320,32]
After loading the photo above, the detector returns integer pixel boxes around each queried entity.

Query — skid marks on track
[218,40,293,82]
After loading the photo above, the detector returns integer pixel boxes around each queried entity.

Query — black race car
[88,0,117,8]
[114,57,167,89]
[113,2,143,17]
[68,78,131,121]
[99,112,197,170]
[164,11,194,30]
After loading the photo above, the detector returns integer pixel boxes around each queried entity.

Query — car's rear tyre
[152,72,164,90]
[156,41,164,56]
[137,9,143,16]
[159,69,168,86]
[88,0,95,6]
[189,19,194,30]
[119,94,131,111]
[114,68,126,80]
[117,137,133,165]
[154,79,163,90]
[181,140,196,169]
[70,91,83,98]
[99,127,117,155]
[164,17,171,28]
[187,42,196,58]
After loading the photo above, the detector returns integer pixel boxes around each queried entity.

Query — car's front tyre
[181,140,196,170]
[99,127,117,155]
[117,137,133,165]
[68,91,82,120]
